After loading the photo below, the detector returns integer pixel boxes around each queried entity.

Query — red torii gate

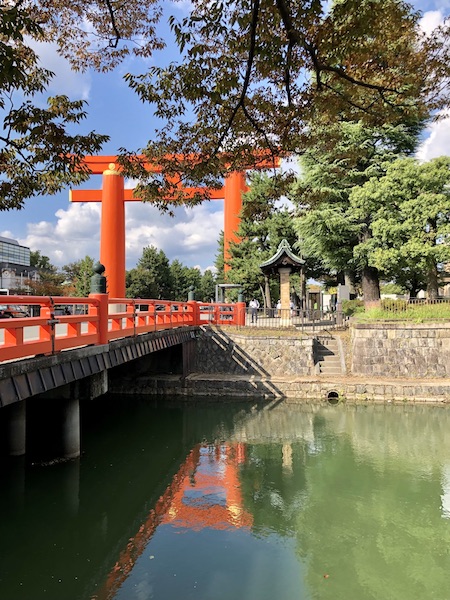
[70,155,276,297]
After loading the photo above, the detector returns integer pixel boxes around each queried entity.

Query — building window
[0,238,31,267]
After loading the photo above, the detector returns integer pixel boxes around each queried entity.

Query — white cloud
[416,111,450,161]
[125,202,223,268]
[420,10,445,35]
[20,203,101,266]
[11,200,223,271]
[28,39,92,100]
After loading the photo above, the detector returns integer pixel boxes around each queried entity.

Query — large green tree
[30,250,54,271]
[169,260,204,301]
[62,256,95,297]
[126,247,218,301]
[214,232,226,285]
[227,173,300,307]
[198,270,216,302]
[350,156,450,298]
[293,121,422,301]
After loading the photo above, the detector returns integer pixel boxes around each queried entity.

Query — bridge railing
[106,298,198,341]
[0,295,246,362]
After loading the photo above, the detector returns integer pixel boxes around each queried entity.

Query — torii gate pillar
[224,171,248,271]
[101,164,126,298]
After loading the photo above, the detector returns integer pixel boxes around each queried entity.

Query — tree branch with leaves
[0,0,162,210]
[122,0,449,205]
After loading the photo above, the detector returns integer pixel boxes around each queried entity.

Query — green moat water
[1,398,450,600]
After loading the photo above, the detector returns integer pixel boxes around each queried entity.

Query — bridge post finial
[89,262,109,345]
[90,262,107,294]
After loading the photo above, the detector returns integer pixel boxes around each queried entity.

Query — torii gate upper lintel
[70,155,280,298]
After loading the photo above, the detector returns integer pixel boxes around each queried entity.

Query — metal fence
[242,307,347,332]
[378,297,450,316]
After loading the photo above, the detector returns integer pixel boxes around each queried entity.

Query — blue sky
[1,0,450,272]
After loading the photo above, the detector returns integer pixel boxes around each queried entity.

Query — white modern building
[0,236,38,293]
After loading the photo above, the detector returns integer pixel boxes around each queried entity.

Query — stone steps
[314,337,343,375]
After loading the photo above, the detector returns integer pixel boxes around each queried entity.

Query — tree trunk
[344,271,356,297]
[426,220,439,299]
[426,262,439,299]
[361,266,380,304]
[408,275,421,299]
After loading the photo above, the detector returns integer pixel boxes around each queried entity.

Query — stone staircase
[314,336,344,375]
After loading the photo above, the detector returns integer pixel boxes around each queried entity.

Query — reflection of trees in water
[231,403,319,445]
[295,429,450,600]
[239,442,309,538]
[231,404,450,469]
[314,404,450,471]
[235,405,450,600]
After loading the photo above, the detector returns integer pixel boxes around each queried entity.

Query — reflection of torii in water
[95,443,252,600]
[71,155,280,297]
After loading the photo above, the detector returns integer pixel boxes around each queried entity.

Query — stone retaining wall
[194,327,315,377]
[351,323,450,378]
[109,324,450,403]
[114,374,450,404]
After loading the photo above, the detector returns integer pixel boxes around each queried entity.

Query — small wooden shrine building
[260,239,304,324]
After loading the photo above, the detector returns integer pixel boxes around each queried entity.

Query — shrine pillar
[101,164,126,298]
[223,171,247,271]
[278,267,292,326]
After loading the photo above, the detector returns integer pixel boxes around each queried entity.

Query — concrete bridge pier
[6,400,26,456]
[61,397,81,460]
[0,327,194,460]
[25,392,81,461]
[0,372,108,461]
[28,371,108,461]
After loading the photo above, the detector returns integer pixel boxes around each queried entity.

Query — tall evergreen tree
[198,270,216,302]
[227,173,299,307]
[126,246,172,299]
[214,232,225,284]
[169,260,204,300]
[293,121,422,302]
[350,156,450,298]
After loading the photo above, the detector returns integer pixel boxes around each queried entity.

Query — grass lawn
[355,303,450,323]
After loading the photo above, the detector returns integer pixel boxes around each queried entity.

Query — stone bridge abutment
[0,328,197,460]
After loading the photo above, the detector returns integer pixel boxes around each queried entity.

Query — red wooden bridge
[0,294,246,363]
[0,295,246,460]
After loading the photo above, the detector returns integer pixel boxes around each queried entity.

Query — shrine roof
[259,239,304,274]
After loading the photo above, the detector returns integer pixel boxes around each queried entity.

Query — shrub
[380,283,405,295]
[341,299,365,316]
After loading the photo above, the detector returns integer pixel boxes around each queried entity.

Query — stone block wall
[351,323,450,378]
[194,328,315,377]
